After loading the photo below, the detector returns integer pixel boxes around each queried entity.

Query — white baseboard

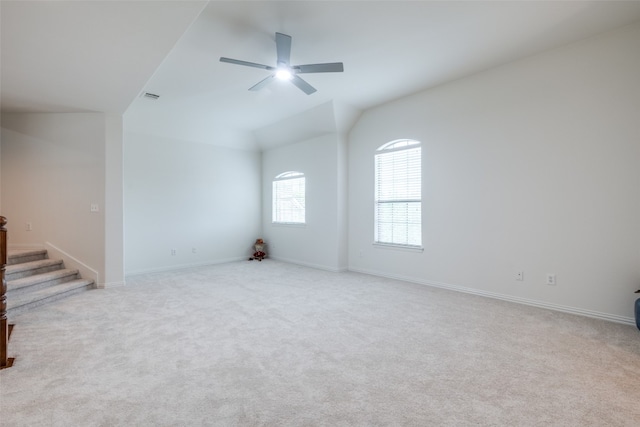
[45,242,100,286]
[348,266,635,326]
[125,256,248,277]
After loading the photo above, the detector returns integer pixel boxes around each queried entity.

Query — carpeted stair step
[5,248,96,316]
[7,268,82,296]
[7,249,48,265]
[7,278,94,315]
[5,258,64,281]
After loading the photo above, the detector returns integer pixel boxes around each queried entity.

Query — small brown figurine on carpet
[249,238,266,261]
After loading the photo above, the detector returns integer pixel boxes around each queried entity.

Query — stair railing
[1,216,8,368]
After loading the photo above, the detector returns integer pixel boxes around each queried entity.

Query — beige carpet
[1,260,640,426]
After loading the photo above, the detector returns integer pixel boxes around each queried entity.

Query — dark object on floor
[0,325,15,370]
[635,290,640,331]
[249,251,266,261]
[248,238,266,261]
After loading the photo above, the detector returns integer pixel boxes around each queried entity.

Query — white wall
[0,122,3,214]
[337,134,349,271]
[124,131,261,275]
[104,114,125,287]
[1,113,107,282]
[262,133,347,271]
[348,23,640,322]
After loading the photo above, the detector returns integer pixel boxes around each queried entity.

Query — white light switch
[90,203,99,213]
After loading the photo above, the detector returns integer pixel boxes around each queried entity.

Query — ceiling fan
[220,32,344,95]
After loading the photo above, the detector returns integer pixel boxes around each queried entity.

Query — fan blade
[249,74,275,91]
[275,32,291,66]
[290,75,317,95]
[295,62,344,73]
[220,57,274,71]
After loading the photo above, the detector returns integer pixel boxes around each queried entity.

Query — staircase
[5,249,94,316]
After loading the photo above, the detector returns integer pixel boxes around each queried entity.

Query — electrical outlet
[192,247,197,254]
[516,271,524,281]
[171,248,177,256]
[26,222,32,231]
[90,203,99,213]
[546,274,556,286]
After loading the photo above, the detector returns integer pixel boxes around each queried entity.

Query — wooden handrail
[1,216,8,368]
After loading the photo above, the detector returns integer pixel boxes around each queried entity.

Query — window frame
[374,139,423,250]
[272,171,306,225]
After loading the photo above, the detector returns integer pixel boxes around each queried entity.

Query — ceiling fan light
[275,68,293,81]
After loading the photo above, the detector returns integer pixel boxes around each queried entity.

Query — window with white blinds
[272,171,306,224]
[374,139,422,247]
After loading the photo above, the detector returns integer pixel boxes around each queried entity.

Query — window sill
[372,242,424,253]
[272,222,306,227]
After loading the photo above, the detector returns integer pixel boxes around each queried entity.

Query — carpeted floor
[2,260,640,426]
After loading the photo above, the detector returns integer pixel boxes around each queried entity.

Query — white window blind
[374,140,422,247]
[273,171,306,224]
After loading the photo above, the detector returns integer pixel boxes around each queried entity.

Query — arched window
[374,139,422,247]
[272,171,306,224]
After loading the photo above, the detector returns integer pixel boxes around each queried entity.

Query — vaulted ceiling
[3,1,640,151]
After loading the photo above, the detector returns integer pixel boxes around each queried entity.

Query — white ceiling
[3,1,640,151]
[0,1,207,114]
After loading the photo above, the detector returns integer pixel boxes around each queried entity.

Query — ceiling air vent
[141,92,160,100]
